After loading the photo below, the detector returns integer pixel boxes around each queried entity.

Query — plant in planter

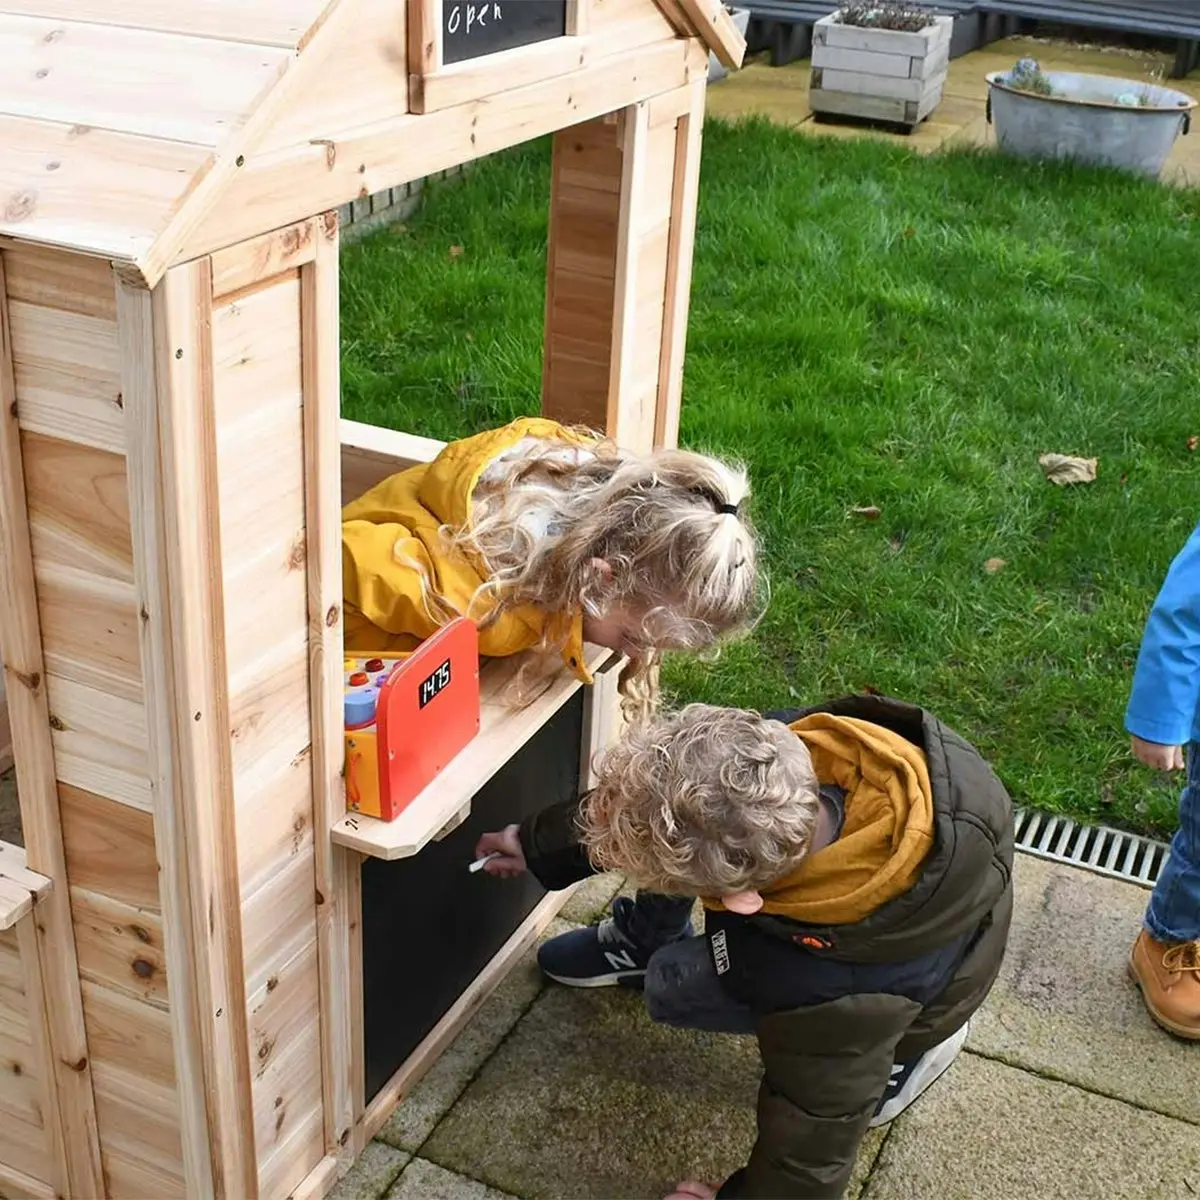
[809,2,954,132]
[986,56,1197,178]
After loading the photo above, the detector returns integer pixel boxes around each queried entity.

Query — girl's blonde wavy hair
[407,428,764,721]
[578,704,821,896]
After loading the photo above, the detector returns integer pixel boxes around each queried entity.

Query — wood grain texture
[0,13,290,145]
[7,296,124,456]
[33,560,142,702]
[45,673,151,811]
[3,243,117,321]
[412,38,590,115]
[0,1158,56,1200]
[605,100,675,454]
[0,920,56,1193]
[245,940,323,1190]
[303,212,356,1168]
[80,978,177,1091]
[673,0,745,68]
[340,420,443,504]
[0,685,11,776]
[258,0,408,153]
[406,0,440,78]
[210,218,318,299]
[654,77,703,450]
[543,98,677,454]
[0,0,333,47]
[0,876,34,930]
[116,270,219,1200]
[178,37,707,262]
[543,116,622,431]
[0,249,103,1197]
[145,258,258,1197]
[59,783,159,910]
[210,266,325,1194]
[89,1059,185,1198]
[70,886,168,1009]
[13,914,65,1196]
[22,433,133,579]
[0,113,210,263]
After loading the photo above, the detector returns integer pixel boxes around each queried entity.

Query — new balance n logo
[604,948,639,973]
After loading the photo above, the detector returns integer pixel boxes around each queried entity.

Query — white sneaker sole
[541,968,646,989]
[869,1019,970,1128]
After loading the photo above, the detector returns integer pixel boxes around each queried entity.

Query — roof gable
[0,0,743,283]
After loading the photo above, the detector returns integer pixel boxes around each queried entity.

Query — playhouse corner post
[542,77,706,456]
[0,248,104,1200]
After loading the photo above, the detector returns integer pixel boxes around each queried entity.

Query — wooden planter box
[0,1,748,1197]
[809,12,954,128]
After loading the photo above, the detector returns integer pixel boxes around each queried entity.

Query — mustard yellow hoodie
[703,713,937,925]
[342,417,597,682]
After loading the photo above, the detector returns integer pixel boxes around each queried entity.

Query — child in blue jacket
[1126,517,1200,1039]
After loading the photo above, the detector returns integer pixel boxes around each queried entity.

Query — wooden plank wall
[2,242,155,1197]
[542,80,706,454]
[209,264,326,1198]
[1,232,344,1198]
[0,920,55,1198]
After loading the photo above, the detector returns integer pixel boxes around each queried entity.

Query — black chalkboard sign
[361,692,584,1101]
[442,0,567,65]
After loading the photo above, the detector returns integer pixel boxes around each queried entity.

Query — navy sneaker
[869,1020,970,1128]
[538,896,694,988]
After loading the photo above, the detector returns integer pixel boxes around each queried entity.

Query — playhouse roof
[0,0,743,287]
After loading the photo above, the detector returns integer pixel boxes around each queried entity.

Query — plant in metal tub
[986,57,1197,178]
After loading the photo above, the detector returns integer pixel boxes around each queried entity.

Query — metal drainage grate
[1013,808,1170,889]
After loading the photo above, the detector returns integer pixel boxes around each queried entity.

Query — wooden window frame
[407,0,590,114]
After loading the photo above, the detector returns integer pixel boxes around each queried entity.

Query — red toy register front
[345,618,481,821]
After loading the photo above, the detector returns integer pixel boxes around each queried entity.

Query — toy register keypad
[343,655,407,729]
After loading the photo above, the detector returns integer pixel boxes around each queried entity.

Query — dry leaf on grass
[851,505,882,520]
[1188,435,1198,453]
[984,557,1007,574]
[448,244,465,258]
[1038,453,1098,486]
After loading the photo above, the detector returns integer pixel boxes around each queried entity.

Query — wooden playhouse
[0,1,745,1197]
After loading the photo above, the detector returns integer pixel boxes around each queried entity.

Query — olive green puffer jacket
[521,694,1014,1200]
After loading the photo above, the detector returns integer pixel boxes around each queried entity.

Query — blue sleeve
[1125,519,1200,746]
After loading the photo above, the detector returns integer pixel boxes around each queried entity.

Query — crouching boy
[476,694,1014,1199]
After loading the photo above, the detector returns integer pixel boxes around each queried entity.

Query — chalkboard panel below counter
[361,690,585,1102]
[443,0,568,65]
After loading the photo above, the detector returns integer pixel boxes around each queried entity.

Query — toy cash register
[344,617,481,821]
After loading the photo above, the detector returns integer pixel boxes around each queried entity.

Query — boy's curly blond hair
[578,704,821,897]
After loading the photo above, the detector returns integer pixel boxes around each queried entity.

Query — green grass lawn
[340,118,1200,839]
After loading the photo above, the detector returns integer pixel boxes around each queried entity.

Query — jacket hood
[754,693,1014,963]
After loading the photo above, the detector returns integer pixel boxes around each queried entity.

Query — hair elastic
[717,503,740,516]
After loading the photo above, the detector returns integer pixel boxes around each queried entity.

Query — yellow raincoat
[342,417,597,683]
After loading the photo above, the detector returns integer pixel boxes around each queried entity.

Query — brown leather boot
[1128,929,1200,1040]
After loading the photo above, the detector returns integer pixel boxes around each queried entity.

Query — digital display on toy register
[418,659,452,709]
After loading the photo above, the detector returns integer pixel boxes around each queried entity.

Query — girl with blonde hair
[342,416,761,719]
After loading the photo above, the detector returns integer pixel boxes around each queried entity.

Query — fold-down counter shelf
[331,641,617,859]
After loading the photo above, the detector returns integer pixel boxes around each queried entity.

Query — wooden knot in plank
[4,191,36,223]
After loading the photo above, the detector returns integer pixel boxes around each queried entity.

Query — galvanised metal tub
[985,69,1197,177]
